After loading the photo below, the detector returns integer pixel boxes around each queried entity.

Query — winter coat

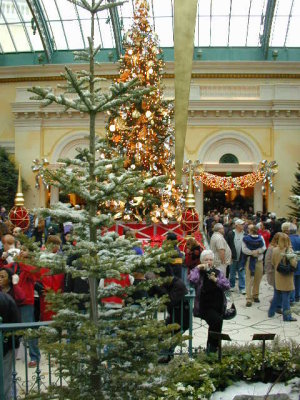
[3,285,26,307]
[0,292,20,355]
[6,262,40,306]
[265,246,275,286]
[189,266,229,318]
[39,267,65,321]
[148,277,189,331]
[226,230,244,261]
[272,247,297,291]
[289,234,300,276]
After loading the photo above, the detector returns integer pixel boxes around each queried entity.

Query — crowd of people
[203,208,299,319]
[0,205,299,398]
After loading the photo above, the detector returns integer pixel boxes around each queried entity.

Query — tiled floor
[13,275,300,396]
[192,274,300,349]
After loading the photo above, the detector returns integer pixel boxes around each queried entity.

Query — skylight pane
[270,16,289,46]
[211,0,230,16]
[22,22,43,51]
[118,1,133,18]
[275,0,293,15]
[98,18,114,48]
[55,0,77,20]
[198,0,212,15]
[229,16,248,45]
[17,0,32,21]
[285,16,300,47]
[154,17,173,46]
[0,25,15,52]
[231,0,251,16]
[62,20,84,49]
[39,0,60,20]
[12,24,31,51]
[49,21,68,49]
[249,0,267,15]
[211,17,229,46]
[197,16,211,46]
[246,16,262,46]
[152,0,172,17]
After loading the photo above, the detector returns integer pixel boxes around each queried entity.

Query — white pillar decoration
[195,182,203,229]
[254,182,263,213]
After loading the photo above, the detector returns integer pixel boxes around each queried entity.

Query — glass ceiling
[0,0,299,59]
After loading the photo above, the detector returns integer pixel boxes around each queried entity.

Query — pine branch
[65,66,92,110]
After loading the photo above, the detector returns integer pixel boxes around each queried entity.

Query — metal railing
[0,289,195,400]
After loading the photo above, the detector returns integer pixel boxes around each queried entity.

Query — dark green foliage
[0,147,19,210]
[289,162,300,220]
[158,341,299,399]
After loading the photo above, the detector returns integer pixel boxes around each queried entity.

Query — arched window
[219,153,239,164]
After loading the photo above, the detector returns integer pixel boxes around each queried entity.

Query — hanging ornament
[132,110,141,119]
[31,158,50,189]
[109,124,116,132]
[259,160,278,193]
[145,110,152,119]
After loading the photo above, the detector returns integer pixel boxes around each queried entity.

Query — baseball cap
[235,219,245,225]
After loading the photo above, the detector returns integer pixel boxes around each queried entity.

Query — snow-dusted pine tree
[26,1,187,399]
[289,162,300,220]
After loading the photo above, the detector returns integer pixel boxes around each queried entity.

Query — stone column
[50,186,59,206]
[254,182,263,213]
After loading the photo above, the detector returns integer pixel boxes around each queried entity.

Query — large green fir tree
[26,1,187,398]
[0,147,19,210]
[289,162,300,220]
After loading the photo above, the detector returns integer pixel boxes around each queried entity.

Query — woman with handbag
[189,250,230,353]
[268,233,297,321]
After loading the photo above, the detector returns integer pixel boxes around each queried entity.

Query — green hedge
[154,340,300,399]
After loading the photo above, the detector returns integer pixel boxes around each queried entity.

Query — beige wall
[0,62,300,217]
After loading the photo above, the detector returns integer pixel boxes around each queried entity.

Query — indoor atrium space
[0,1,300,399]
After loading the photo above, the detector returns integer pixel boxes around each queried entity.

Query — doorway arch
[195,131,263,219]
[49,132,90,205]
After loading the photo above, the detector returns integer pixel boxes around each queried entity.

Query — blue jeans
[269,289,291,320]
[290,275,300,302]
[20,305,40,362]
[229,260,245,291]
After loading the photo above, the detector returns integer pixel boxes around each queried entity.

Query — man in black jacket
[226,219,246,294]
[0,292,20,400]
[146,266,190,362]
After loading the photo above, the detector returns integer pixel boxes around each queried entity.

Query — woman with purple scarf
[242,225,266,307]
[189,249,230,353]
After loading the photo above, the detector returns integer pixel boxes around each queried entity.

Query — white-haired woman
[189,249,230,353]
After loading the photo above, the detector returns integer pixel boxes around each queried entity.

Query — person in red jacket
[5,259,41,368]
[39,235,64,321]
[258,221,271,249]
[99,274,134,308]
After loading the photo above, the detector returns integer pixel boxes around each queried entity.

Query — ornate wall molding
[197,131,262,165]
[0,141,15,154]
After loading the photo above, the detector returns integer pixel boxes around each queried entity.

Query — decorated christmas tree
[289,162,300,220]
[25,1,187,398]
[107,0,182,224]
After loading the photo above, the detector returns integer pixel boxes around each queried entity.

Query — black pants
[201,308,223,352]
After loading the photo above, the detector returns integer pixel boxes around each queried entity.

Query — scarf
[242,235,264,276]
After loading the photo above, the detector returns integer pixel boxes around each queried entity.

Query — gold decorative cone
[14,165,25,206]
[185,167,195,209]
